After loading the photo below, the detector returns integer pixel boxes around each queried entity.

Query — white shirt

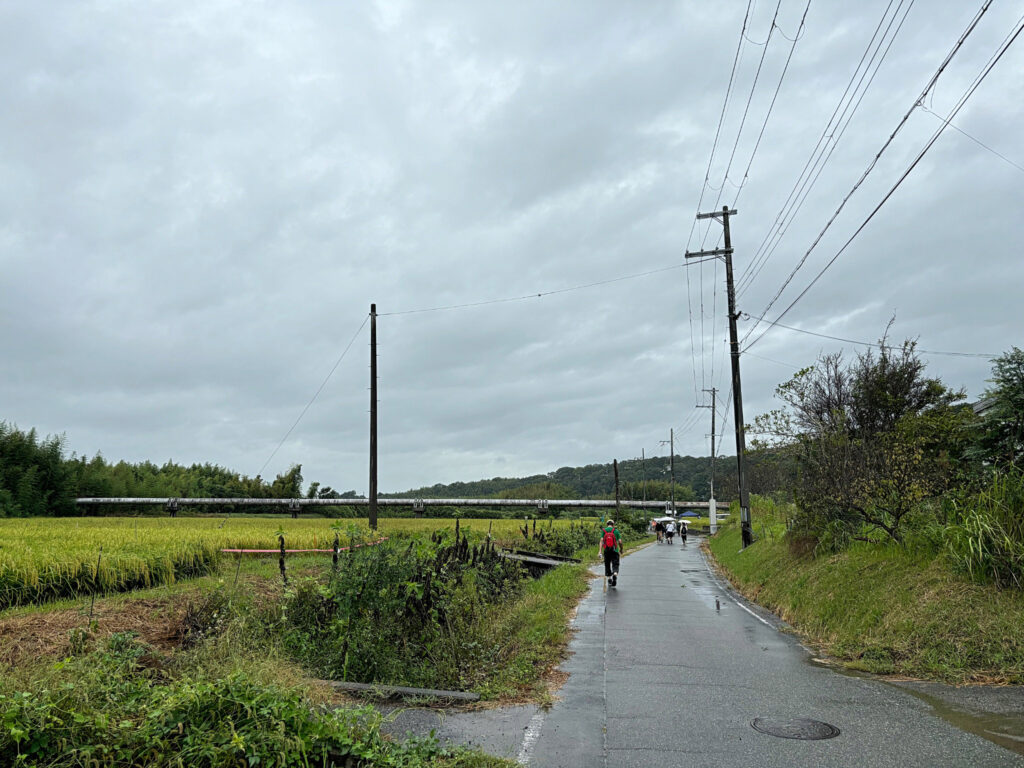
[666,522,676,533]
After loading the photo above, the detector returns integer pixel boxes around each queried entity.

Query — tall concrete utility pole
[686,207,752,548]
[369,303,378,531]
[699,386,718,533]
[660,430,675,514]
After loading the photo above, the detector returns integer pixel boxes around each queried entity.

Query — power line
[919,103,1024,175]
[672,408,706,444]
[704,0,811,396]
[741,0,995,345]
[685,259,700,402]
[685,0,754,253]
[740,312,999,358]
[696,2,782,391]
[775,18,808,43]
[704,0,801,394]
[709,0,784,222]
[742,349,804,368]
[744,10,1024,351]
[700,253,707,390]
[732,0,814,204]
[738,0,914,298]
[257,313,370,478]
[644,400,706,467]
[379,260,712,317]
[737,0,910,290]
[736,0,914,297]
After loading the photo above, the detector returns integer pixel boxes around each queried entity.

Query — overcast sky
[2,0,1021,495]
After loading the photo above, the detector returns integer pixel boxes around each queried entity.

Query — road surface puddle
[807,657,1024,756]
[891,684,1024,757]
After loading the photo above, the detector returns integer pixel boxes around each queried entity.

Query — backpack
[602,528,616,549]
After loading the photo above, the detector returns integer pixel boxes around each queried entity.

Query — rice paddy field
[0,516,585,609]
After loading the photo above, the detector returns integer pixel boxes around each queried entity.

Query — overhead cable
[380,260,713,317]
[258,313,370,477]
[687,0,754,393]
[743,11,1023,352]
[741,0,995,345]
[919,103,1024,175]
[685,0,754,253]
[736,0,913,296]
[740,313,996,357]
[732,0,814,205]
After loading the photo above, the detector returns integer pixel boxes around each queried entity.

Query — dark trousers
[603,549,620,577]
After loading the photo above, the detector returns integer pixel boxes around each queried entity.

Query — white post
[709,498,717,534]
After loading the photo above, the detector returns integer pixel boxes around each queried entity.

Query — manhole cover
[751,718,840,740]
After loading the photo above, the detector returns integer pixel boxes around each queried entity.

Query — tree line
[0,425,312,517]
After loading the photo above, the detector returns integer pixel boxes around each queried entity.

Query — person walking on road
[665,520,676,544]
[600,519,622,587]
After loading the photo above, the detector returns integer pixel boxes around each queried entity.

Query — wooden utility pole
[699,387,717,532]
[641,449,647,502]
[686,207,752,548]
[369,303,378,531]
[613,459,621,518]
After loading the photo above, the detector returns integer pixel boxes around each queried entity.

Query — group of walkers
[652,518,686,544]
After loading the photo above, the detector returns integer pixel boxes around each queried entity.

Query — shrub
[280,530,525,690]
[0,632,498,767]
[945,470,1024,589]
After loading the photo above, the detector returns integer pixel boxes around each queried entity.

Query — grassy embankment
[707,509,1024,683]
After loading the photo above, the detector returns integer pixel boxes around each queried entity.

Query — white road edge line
[701,549,775,629]
[516,710,545,765]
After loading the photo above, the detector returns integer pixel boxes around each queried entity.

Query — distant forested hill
[389,455,743,501]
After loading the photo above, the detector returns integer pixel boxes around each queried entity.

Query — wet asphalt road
[386,540,1024,766]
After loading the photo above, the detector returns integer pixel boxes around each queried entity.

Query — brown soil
[0,596,187,665]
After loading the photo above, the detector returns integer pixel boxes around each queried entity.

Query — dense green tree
[620,480,694,503]
[753,340,968,545]
[967,347,1024,470]
[0,423,75,516]
[0,422,317,517]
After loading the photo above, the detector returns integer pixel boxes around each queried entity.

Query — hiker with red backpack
[600,519,622,587]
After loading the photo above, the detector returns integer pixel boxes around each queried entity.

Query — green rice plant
[0,517,581,608]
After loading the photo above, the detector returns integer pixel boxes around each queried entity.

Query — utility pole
[659,430,675,514]
[614,459,621,519]
[369,303,378,531]
[686,207,752,548]
[641,449,647,502]
[698,387,717,533]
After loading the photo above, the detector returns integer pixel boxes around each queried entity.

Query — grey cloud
[1,0,1021,492]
